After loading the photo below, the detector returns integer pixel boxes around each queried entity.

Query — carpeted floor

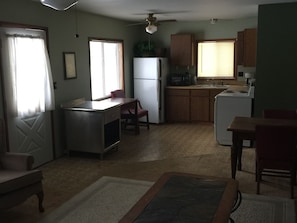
[0,123,296,222]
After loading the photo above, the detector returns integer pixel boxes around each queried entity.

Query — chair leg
[135,118,140,135]
[291,170,295,199]
[256,167,261,195]
[257,179,260,195]
[146,114,149,130]
[291,180,294,199]
[37,190,44,212]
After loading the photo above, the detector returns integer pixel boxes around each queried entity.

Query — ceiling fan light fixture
[145,24,157,34]
[40,0,78,11]
[210,18,218,24]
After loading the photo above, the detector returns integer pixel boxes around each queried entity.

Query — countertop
[166,85,249,91]
[62,100,121,112]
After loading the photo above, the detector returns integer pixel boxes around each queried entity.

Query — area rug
[39,176,295,223]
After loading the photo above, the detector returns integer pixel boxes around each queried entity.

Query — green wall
[0,0,258,157]
[254,2,297,116]
[0,0,139,156]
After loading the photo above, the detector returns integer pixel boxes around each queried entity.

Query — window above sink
[197,39,236,80]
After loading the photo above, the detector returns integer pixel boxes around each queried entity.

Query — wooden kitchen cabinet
[166,89,190,122]
[237,28,257,67]
[170,34,196,67]
[190,89,209,122]
[166,88,225,123]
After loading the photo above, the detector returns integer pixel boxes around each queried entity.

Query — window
[89,38,124,100]
[0,28,55,118]
[197,39,235,79]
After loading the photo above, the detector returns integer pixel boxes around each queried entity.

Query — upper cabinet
[237,28,257,67]
[170,34,196,67]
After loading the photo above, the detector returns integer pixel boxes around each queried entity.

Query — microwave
[169,73,192,86]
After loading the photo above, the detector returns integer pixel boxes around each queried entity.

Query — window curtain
[3,35,55,117]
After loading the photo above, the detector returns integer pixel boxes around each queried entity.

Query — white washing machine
[214,87,254,147]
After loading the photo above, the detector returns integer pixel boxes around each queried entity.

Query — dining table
[227,116,297,179]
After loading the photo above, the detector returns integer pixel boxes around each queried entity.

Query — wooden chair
[262,109,297,120]
[111,90,149,135]
[255,125,297,198]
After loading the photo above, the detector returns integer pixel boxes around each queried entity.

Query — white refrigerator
[133,57,168,124]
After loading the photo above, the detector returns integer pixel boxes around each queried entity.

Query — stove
[217,86,254,98]
[214,86,254,146]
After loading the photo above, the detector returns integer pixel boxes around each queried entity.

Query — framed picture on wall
[63,52,77,79]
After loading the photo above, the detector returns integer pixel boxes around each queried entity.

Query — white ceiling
[73,0,297,22]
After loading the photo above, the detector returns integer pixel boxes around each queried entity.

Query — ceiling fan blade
[158,19,177,23]
[127,22,146,26]
[134,10,189,15]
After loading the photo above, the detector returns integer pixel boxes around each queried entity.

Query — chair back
[111,90,125,98]
[256,125,297,169]
[262,109,297,120]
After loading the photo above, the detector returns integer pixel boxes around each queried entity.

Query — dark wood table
[119,172,239,223]
[227,116,297,179]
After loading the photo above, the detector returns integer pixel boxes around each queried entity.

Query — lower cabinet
[166,88,224,122]
[190,89,210,122]
[166,89,190,122]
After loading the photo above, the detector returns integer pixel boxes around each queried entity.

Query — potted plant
[134,41,155,57]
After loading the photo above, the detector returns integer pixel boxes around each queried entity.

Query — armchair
[0,119,44,212]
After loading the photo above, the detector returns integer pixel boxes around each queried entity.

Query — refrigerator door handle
[158,59,162,79]
[158,80,161,111]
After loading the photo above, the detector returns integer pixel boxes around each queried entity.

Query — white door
[0,27,54,167]
[6,113,53,167]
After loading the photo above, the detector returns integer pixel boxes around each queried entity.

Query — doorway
[0,25,55,167]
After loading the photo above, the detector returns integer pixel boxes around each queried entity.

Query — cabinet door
[237,31,244,65]
[190,90,209,122]
[237,28,257,67]
[243,28,257,67]
[166,89,190,122]
[170,34,195,66]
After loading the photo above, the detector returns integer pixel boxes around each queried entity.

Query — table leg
[231,132,241,179]
[237,140,243,171]
[231,144,237,179]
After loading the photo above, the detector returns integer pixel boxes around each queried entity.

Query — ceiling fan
[129,13,176,34]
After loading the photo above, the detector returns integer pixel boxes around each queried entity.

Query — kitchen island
[62,98,136,159]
